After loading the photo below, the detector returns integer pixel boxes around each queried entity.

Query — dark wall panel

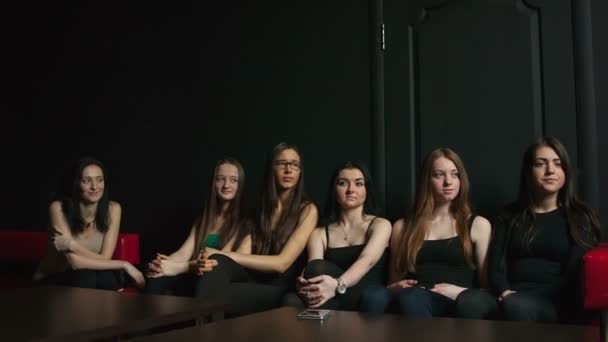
[592,0,608,236]
[385,0,582,220]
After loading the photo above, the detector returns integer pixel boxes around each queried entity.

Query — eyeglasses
[274,159,302,171]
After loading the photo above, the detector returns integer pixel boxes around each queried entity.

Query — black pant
[452,289,566,322]
[452,288,499,319]
[39,269,119,290]
[145,273,198,297]
[303,259,376,311]
[360,285,497,319]
[195,254,290,315]
[500,292,559,322]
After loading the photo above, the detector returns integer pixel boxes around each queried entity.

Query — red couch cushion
[0,231,48,262]
[0,230,140,289]
[583,243,608,309]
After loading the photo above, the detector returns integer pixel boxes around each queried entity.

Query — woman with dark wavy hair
[145,158,251,296]
[198,142,318,314]
[34,157,144,289]
[487,136,601,322]
[297,161,391,311]
[360,148,492,317]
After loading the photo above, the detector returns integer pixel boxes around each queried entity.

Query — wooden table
[132,306,600,342]
[0,286,218,341]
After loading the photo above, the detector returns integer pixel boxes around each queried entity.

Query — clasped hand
[193,249,219,275]
[146,254,182,278]
[146,251,218,278]
[297,275,337,308]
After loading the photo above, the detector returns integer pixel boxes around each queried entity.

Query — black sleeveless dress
[410,215,477,289]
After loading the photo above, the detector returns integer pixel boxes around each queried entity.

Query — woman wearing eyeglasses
[197,142,318,314]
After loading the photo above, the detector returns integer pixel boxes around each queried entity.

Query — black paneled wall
[2,0,606,263]
[383,0,604,236]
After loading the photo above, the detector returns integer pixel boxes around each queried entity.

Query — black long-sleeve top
[488,207,591,301]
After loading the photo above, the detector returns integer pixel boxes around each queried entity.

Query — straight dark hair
[254,142,311,255]
[512,136,600,247]
[323,161,380,225]
[193,158,249,258]
[55,157,111,235]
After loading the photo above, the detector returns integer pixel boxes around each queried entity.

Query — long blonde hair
[192,158,249,258]
[393,148,474,277]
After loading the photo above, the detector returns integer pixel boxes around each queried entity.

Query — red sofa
[583,242,608,342]
[0,230,140,290]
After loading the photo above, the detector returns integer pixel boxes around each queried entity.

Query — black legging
[303,259,375,311]
[195,254,290,315]
[39,269,119,290]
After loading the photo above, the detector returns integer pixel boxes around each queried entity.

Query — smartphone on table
[297,309,331,320]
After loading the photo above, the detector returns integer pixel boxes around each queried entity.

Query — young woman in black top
[145,158,251,296]
[360,148,492,317]
[297,161,391,311]
[198,142,318,314]
[487,136,601,322]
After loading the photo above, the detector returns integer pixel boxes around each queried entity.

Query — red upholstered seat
[0,230,140,289]
[583,243,608,310]
[583,242,608,341]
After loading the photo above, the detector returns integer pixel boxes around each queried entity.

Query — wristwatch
[335,277,347,295]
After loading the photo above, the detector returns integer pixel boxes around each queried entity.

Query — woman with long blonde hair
[145,158,251,296]
[361,148,492,318]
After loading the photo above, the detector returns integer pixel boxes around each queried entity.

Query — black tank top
[324,217,389,285]
[411,215,477,288]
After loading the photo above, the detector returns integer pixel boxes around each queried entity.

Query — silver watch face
[337,284,346,294]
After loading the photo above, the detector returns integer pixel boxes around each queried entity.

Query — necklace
[83,217,95,228]
[338,224,348,241]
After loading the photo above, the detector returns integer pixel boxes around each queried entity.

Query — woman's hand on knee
[499,289,516,302]
[296,276,311,304]
[145,254,164,277]
[430,283,466,300]
[300,275,337,308]
[387,279,418,292]
[194,258,218,275]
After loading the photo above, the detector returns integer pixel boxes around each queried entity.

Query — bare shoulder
[108,201,122,227]
[310,226,325,239]
[109,201,122,212]
[392,218,406,235]
[48,200,66,222]
[300,202,318,216]
[49,200,63,213]
[471,215,491,240]
[369,216,391,232]
[389,218,406,252]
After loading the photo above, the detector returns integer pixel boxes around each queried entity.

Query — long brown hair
[192,158,249,258]
[393,148,474,277]
[254,142,311,255]
[514,136,600,248]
